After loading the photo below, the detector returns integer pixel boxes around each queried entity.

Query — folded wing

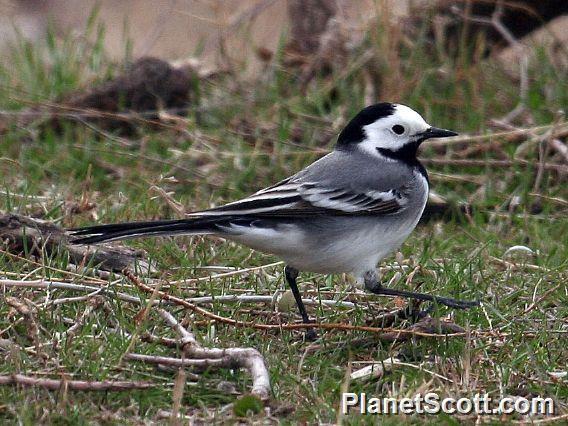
[191,179,408,217]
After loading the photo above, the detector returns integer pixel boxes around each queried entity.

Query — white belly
[290,223,414,275]
[222,217,416,276]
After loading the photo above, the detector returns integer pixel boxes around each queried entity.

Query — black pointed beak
[419,127,458,141]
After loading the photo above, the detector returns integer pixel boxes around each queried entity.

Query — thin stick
[155,308,271,399]
[420,158,567,174]
[0,374,153,391]
[158,309,198,346]
[1,279,141,304]
[167,261,283,285]
[521,284,562,315]
[47,289,104,306]
[0,190,54,201]
[124,269,468,338]
[5,296,46,360]
[64,296,106,345]
[0,249,108,284]
[528,193,568,207]
[125,353,230,368]
[549,139,568,162]
[351,358,453,383]
[1,277,358,309]
[170,368,187,424]
[511,414,568,425]
[187,294,357,309]
[428,122,568,147]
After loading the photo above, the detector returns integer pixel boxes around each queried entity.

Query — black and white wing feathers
[190,179,408,217]
[297,183,405,215]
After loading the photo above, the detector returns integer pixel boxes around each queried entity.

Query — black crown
[336,103,396,148]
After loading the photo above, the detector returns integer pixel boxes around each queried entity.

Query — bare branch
[5,296,46,360]
[0,213,154,273]
[420,158,567,174]
[155,308,271,399]
[157,308,198,347]
[1,277,357,310]
[549,139,568,162]
[64,296,107,346]
[1,278,142,304]
[428,122,568,148]
[0,374,153,391]
[125,353,230,368]
[124,269,470,338]
[171,368,187,423]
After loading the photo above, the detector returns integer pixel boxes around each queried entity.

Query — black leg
[363,271,479,310]
[285,266,317,340]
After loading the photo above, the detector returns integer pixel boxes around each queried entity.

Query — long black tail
[70,217,228,244]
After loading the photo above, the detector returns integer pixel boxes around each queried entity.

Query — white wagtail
[72,103,479,334]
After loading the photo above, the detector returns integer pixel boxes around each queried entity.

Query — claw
[363,274,480,311]
[305,328,318,341]
[434,298,480,309]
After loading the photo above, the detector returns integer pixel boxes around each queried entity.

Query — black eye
[392,125,405,135]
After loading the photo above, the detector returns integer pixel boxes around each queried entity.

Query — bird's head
[336,103,457,161]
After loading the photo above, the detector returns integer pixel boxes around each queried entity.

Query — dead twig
[420,158,568,174]
[168,261,284,285]
[0,278,142,304]
[5,296,46,360]
[46,290,104,307]
[140,332,178,348]
[427,122,568,148]
[376,317,465,343]
[549,139,568,162]
[350,357,453,383]
[0,276,358,311]
[188,294,357,309]
[125,353,233,369]
[511,413,568,425]
[528,193,568,207]
[0,374,153,391]
[128,308,271,399]
[0,213,154,273]
[156,308,271,399]
[64,295,107,346]
[148,185,187,218]
[522,283,563,315]
[124,269,469,339]
[170,368,187,424]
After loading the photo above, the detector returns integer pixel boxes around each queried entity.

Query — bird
[71,102,479,338]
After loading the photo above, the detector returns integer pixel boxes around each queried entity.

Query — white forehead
[391,104,430,129]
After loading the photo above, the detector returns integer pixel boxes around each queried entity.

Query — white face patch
[358,104,431,158]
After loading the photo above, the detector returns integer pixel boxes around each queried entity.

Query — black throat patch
[377,142,429,182]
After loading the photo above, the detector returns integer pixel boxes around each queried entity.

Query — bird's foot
[305,327,318,342]
[374,287,479,310]
[363,271,479,310]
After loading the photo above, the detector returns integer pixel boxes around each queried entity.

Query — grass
[0,11,567,424]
